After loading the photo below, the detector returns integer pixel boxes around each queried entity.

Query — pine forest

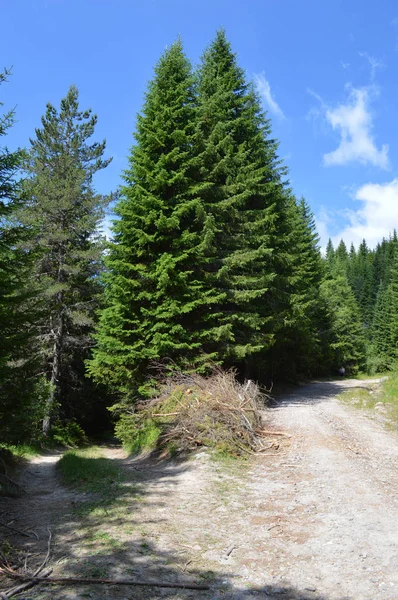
[1,32,397,449]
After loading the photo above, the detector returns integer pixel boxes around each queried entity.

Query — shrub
[48,420,88,447]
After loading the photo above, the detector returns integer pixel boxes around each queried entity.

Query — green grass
[57,446,143,519]
[86,530,124,554]
[378,372,398,424]
[338,387,377,410]
[57,447,122,494]
[115,416,162,455]
[354,371,386,380]
[0,443,39,460]
[339,374,398,428]
[57,446,133,517]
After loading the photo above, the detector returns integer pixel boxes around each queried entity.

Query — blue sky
[1,0,398,249]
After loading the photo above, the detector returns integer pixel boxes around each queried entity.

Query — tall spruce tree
[270,197,325,377]
[194,29,292,375]
[0,70,23,377]
[320,263,366,373]
[0,70,40,442]
[371,283,393,370]
[21,86,111,435]
[88,40,224,397]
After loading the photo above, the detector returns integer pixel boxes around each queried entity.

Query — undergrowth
[114,368,270,457]
[0,444,38,460]
[47,420,88,448]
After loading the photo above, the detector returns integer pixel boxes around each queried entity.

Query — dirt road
[1,378,398,600]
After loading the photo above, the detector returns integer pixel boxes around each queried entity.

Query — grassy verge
[57,447,121,493]
[0,443,38,461]
[353,371,386,380]
[57,446,141,517]
[338,375,398,428]
[378,372,398,425]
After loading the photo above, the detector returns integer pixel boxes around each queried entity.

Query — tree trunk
[42,323,63,436]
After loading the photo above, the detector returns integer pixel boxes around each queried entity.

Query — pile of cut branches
[116,368,275,456]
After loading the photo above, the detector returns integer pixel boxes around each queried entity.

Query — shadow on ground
[272,379,373,407]
[1,450,351,600]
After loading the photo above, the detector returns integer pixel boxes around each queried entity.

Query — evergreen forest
[1,32,397,447]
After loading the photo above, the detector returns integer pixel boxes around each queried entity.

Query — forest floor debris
[114,368,273,456]
[1,377,398,599]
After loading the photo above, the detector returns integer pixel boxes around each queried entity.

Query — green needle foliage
[0,70,40,443]
[320,262,366,374]
[88,40,224,397]
[194,30,291,373]
[20,86,112,435]
[270,197,326,378]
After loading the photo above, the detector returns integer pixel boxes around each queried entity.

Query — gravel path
[1,378,397,600]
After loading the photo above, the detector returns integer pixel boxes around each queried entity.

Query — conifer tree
[335,239,348,265]
[325,239,335,267]
[371,283,393,370]
[0,70,39,441]
[88,40,223,396]
[194,29,291,374]
[320,263,366,373]
[271,197,325,376]
[21,86,111,435]
[0,70,23,375]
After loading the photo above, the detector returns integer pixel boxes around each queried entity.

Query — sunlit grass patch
[0,443,38,460]
[58,447,121,493]
[339,376,398,428]
[378,372,398,426]
[338,387,378,409]
[86,530,124,554]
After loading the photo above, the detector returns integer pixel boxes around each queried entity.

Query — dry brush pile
[115,368,279,457]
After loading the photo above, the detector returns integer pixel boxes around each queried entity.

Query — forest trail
[1,378,398,600]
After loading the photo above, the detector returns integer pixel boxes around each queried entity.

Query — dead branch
[256,429,292,438]
[151,412,181,417]
[0,568,52,599]
[0,522,37,540]
[225,544,236,557]
[33,529,51,577]
[1,569,210,590]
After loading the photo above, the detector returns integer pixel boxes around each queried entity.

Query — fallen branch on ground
[256,429,292,438]
[1,569,210,591]
[32,529,51,576]
[0,529,52,598]
[0,568,52,599]
[0,522,38,540]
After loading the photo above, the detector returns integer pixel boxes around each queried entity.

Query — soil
[1,377,398,600]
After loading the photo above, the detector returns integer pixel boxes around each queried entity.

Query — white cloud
[341,61,350,70]
[254,73,285,119]
[317,179,398,249]
[322,86,389,169]
[358,52,384,80]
